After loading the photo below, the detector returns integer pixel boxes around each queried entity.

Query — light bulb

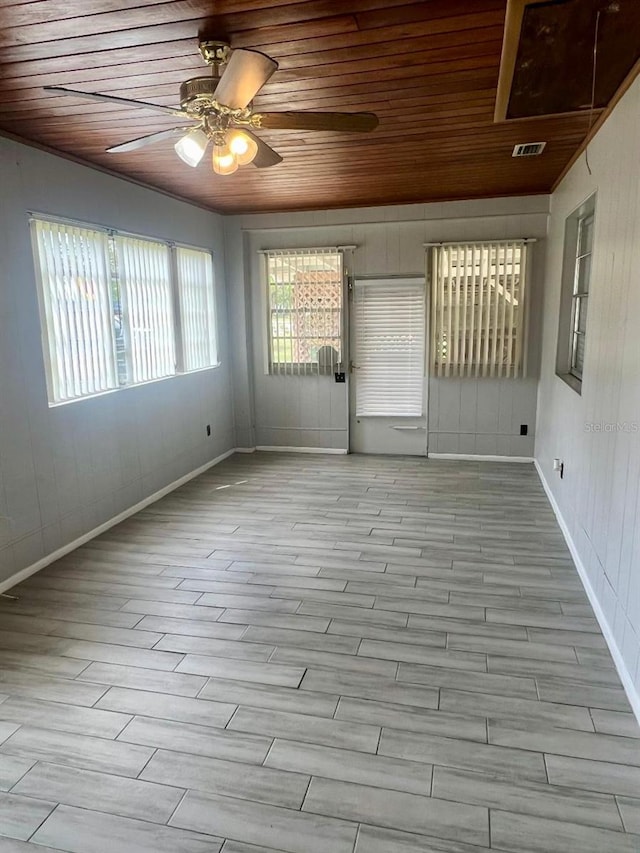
[228,129,258,166]
[212,142,238,175]
[174,128,209,167]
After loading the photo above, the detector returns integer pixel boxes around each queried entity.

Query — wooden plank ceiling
[0,0,628,213]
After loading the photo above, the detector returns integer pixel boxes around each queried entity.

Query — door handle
[349,361,360,371]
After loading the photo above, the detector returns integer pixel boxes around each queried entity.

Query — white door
[349,277,427,455]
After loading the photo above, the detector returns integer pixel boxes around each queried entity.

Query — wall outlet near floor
[520,424,528,436]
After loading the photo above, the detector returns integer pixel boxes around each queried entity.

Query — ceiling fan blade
[244,130,283,168]
[255,111,379,132]
[107,126,195,154]
[214,49,278,110]
[43,86,188,118]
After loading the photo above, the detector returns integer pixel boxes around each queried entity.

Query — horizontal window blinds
[266,249,343,375]
[430,241,528,378]
[354,279,425,417]
[32,219,117,403]
[176,246,217,371]
[115,235,176,384]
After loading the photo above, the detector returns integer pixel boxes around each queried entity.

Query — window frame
[429,240,529,379]
[262,248,345,376]
[174,243,219,373]
[30,213,219,406]
[555,194,596,394]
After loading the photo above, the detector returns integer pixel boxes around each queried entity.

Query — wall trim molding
[428,453,534,463]
[535,460,640,725]
[234,447,256,453]
[0,447,237,596]
[255,445,348,455]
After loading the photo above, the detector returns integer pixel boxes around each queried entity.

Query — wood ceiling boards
[0,0,637,213]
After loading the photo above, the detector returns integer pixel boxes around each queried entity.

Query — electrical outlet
[520,424,528,436]
[334,372,346,383]
[206,424,211,437]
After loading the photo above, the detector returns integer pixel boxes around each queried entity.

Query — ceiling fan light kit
[212,140,239,175]
[43,40,379,177]
[174,127,209,167]
[228,129,259,166]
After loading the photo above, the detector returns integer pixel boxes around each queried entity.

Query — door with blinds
[349,278,427,455]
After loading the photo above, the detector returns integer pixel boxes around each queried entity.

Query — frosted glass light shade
[174,128,209,167]
[228,130,258,165]
[212,142,238,175]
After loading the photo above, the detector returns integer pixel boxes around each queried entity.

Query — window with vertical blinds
[115,235,176,384]
[265,249,343,375]
[32,219,117,403]
[30,215,219,405]
[354,279,426,417]
[430,241,528,378]
[176,246,218,371]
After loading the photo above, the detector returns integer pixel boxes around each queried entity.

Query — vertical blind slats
[33,220,117,403]
[176,246,217,371]
[32,216,219,405]
[431,241,528,379]
[115,235,175,384]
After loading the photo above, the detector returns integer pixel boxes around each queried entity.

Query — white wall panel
[536,75,640,705]
[226,197,548,455]
[0,137,234,583]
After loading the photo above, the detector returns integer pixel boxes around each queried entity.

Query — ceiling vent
[512,142,546,157]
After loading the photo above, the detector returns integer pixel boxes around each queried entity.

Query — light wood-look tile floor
[0,452,638,853]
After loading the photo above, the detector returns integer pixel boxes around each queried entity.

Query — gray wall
[0,137,234,583]
[536,75,640,707]
[225,196,549,455]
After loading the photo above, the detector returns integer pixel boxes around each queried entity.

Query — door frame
[347,274,429,456]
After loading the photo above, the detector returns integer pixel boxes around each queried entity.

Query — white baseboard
[255,445,348,455]
[0,447,237,596]
[535,459,640,725]
[428,453,534,463]
[234,447,256,454]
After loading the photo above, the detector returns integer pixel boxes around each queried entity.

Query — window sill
[47,363,222,407]
[557,371,582,395]
[268,365,342,376]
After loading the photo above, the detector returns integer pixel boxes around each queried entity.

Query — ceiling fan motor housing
[179,77,218,115]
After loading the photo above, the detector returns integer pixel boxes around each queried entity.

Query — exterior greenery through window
[30,216,217,404]
[266,249,343,375]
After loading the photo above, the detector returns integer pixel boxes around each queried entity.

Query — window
[430,241,529,378]
[556,194,595,393]
[353,279,426,417]
[570,212,593,378]
[115,235,176,385]
[265,249,343,375]
[176,246,218,371]
[32,219,118,402]
[30,216,218,404]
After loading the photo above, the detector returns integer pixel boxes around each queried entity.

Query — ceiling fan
[44,41,379,175]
